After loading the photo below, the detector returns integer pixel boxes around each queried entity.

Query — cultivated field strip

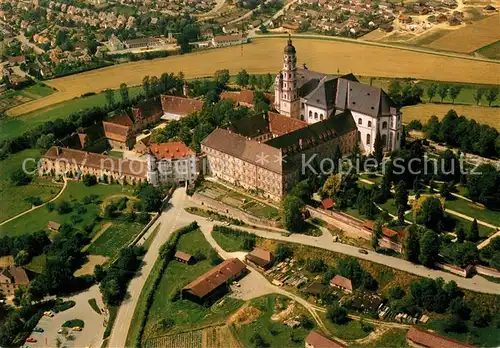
[143,326,240,348]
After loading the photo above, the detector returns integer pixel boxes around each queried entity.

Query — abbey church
[204,38,404,200]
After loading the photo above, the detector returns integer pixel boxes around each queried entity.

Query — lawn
[445,198,500,227]
[107,150,124,159]
[143,229,244,339]
[0,181,134,237]
[86,221,145,259]
[24,254,47,274]
[449,215,494,239]
[233,294,315,348]
[319,313,372,340]
[23,83,55,98]
[212,229,245,252]
[426,318,500,347]
[1,86,143,142]
[0,149,63,223]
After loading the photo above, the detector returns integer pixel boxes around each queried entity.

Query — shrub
[56,201,72,214]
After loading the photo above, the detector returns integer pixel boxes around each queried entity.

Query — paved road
[30,285,105,348]
[107,189,195,348]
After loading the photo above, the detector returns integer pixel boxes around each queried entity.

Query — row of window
[360,132,399,146]
[308,110,324,121]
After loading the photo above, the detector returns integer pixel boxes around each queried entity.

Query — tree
[82,174,97,186]
[397,204,406,224]
[137,184,163,212]
[275,244,293,261]
[371,220,382,250]
[448,86,462,104]
[10,169,31,186]
[281,195,305,232]
[437,84,449,103]
[419,230,440,267]
[404,225,421,263]
[427,83,437,102]
[373,131,384,163]
[142,76,151,97]
[439,182,451,199]
[473,88,485,105]
[389,286,405,300]
[452,242,478,268]
[236,69,250,87]
[326,304,348,324]
[395,180,409,210]
[321,173,341,198]
[104,89,115,107]
[467,218,479,242]
[418,197,444,231]
[455,225,465,243]
[486,87,499,106]
[36,133,55,150]
[119,83,129,105]
[214,69,230,85]
[259,24,268,33]
[248,75,257,89]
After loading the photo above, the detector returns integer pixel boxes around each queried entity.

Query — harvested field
[427,15,500,53]
[8,38,500,116]
[401,104,500,129]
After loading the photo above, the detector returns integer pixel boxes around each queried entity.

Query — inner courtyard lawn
[0,181,134,237]
[445,198,500,228]
[143,229,244,339]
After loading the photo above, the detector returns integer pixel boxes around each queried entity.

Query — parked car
[43,311,54,317]
[26,337,37,343]
[358,249,368,254]
[72,326,82,331]
[33,327,44,332]
[57,328,64,334]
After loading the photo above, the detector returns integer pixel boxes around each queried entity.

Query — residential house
[245,247,274,270]
[329,275,353,293]
[0,266,30,296]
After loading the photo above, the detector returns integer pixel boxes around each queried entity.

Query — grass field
[0,83,55,113]
[7,38,500,118]
[143,229,244,339]
[212,229,245,252]
[401,104,500,129]
[86,221,145,259]
[426,317,500,347]
[475,40,500,59]
[319,313,372,340]
[0,86,143,143]
[0,181,134,237]
[446,198,500,227]
[0,149,63,223]
[427,15,500,53]
[233,294,315,348]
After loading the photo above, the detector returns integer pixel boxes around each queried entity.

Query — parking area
[26,285,106,348]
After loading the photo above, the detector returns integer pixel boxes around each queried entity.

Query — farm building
[406,327,475,348]
[245,247,274,270]
[47,221,61,231]
[0,266,30,296]
[329,275,353,293]
[174,251,194,264]
[182,258,247,303]
[305,331,345,348]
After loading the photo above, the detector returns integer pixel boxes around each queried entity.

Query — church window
[366,134,371,145]
[309,111,312,118]
[320,114,324,120]
[301,103,304,109]
[382,121,388,129]
[358,118,362,125]
[368,121,372,127]
[314,112,318,120]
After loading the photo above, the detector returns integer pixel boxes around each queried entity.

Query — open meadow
[401,104,500,129]
[426,15,500,53]
[7,38,500,117]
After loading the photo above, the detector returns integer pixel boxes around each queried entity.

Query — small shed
[174,251,194,264]
[47,221,61,232]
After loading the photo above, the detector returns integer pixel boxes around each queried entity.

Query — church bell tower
[279,35,300,119]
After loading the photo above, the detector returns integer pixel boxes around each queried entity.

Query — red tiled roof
[0,266,30,285]
[362,220,375,230]
[102,122,131,142]
[329,275,353,291]
[268,112,308,136]
[43,146,147,178]
[107,112,134,127]
[132,98,163,121]
[149,142,194,160]
[213,34,243,42]
[305,331,345,348]
[246,247,273,267]
[406,327,475,348]
[382,227,398,238]
[221,90,274,106]
[160,95,204,116]
[183,258,246,298]
[8,56,26,64]
[321,198,335,210]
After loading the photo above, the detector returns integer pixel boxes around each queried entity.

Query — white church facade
[274,37,403,154]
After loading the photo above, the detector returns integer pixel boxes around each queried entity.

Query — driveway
[29,285,105,348]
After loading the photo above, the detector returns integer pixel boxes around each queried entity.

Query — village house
[0,266,30,296]
[174,251,194,264]
[329,275,353,293]
[182,258,247,303]
[245,247,274,270]
[47,221,61,232]
[211,34,247,48]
